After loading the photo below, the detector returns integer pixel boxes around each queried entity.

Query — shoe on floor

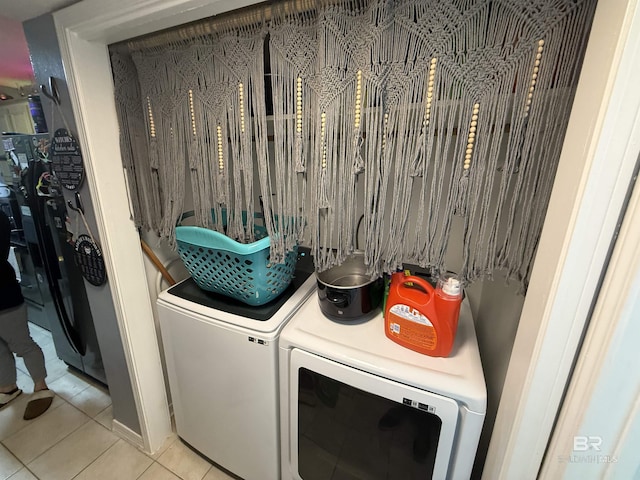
[24,389,54,420]
[0,388,22,409]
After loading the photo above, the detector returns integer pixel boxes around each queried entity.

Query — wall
[470,276,524,477]
[23,13,141,435]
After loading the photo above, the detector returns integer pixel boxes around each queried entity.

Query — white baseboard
[112,419,145,450]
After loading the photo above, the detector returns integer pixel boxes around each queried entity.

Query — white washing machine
[279,296,486,480]
[156,248,316,480]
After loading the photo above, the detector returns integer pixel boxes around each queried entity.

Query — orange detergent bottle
[384,272,463,357]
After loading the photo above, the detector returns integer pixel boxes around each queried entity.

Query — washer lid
[280,296,487,414]
[158,274,317,335]
[166,270,312,322]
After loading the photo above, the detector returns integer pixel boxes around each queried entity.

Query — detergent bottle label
[387,303,437,351]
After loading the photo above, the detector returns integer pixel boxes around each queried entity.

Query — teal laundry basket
[175,218,297,306]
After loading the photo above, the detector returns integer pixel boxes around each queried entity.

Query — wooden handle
[140,239,176,286]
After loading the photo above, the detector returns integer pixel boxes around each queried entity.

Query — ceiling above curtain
[110,0,596,289]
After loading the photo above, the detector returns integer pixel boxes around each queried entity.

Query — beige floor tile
[44,357,70,384]
[27,322,47,335]
[75,373,108,391]
[27,323,51,344]
[16,324,67,389]
[31,335,53,352]
[49,372,91,403]
[3,400,90,464]
[138,462,182,480]
[74,439,153,480]
[202,466,237,480]
[39,339,56,359]
[148,433,177,460]
[157,439,213,480]
[40,333,55,346]
[38,346,56,366]
[94,405,113,430]
[41,343,63,365]
[27,420,119,480]
[15,370,32,393]
[67,383,111,418]
[6,469,37,480]
[0,392,65,441]
[0,443,22,480]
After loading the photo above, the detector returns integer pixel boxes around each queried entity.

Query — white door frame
[53,0,639,473]
[540,121,640,479]
[53,0,265,454]
[483,1,640,477]
[540,4,640,477]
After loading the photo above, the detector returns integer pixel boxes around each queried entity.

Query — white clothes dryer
[279,295,486,480]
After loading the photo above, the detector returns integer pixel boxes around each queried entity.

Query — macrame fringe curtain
[110,0,596,289]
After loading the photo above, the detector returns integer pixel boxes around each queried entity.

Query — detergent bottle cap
[438,273,462,297]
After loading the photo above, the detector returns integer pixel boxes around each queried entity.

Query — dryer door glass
[290,349,459,480]
[298,367,442,479]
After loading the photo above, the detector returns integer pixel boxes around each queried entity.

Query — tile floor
[0,322,236,480]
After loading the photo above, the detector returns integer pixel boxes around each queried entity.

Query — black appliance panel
[167,247,314,321]
[297,367,441,479]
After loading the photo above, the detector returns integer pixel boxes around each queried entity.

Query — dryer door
[288,348,459,480]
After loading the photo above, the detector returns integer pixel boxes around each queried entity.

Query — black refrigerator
[1,133,106,385]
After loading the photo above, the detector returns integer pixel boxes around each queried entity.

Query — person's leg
[0,339,18,393]
[1,304,48,391]
[0,306,20,392]
[1,303,53,419]
[0,305,23,407]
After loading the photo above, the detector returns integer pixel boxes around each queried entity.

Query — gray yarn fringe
[111,0,596,288]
